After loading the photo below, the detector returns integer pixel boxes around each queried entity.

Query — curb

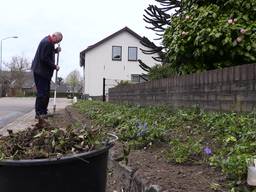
[108,151,164,192]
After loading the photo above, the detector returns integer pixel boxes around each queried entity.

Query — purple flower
[203,147,212,155]
[136,121,148,137]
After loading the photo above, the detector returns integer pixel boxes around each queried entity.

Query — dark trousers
[34,73,51,116]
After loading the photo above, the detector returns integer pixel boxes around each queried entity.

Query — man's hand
[55,46,61,53]
[55,65,60,71]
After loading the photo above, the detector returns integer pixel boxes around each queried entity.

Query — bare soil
[107,142,228,192]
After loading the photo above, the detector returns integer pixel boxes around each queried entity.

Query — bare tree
[4,55,30,72]
[65,70,82,94]
[3,55,30,94]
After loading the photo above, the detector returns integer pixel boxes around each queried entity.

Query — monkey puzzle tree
[140,0,179,64]
[139,0,181,78]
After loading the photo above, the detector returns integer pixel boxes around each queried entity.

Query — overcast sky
[0,0,157,79]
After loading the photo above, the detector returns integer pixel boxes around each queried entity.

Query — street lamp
[0,36,18,71]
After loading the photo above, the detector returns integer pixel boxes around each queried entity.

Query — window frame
[112,46,122,61]
[128,47,138,61]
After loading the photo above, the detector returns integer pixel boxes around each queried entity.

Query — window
[112,46,122,61]
[131,74,148,83]
[131,74,140,83]
[128,47,138,61]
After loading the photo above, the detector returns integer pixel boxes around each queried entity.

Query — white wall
[84,31,159,96]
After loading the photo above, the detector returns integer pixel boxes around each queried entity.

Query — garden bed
[2,101,256,191]
[107,142,228,192]
[39,106,228,191]
[65,105,229,191]
[73,100,256,192]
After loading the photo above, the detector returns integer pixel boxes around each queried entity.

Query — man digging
[31,32,63,122]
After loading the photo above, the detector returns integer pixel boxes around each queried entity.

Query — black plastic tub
[0,144,113,192]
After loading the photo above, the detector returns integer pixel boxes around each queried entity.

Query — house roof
[79,26,145,67]
[22,71,34,89]
[50,81,70,92]
[0,70,34,89]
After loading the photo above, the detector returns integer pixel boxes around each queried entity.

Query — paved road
[0,97,35,128]
[0,97,72,130]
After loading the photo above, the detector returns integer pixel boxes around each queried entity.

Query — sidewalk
[0,98,72,136]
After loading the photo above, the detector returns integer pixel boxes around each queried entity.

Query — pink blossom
[236,36,243,43]
[185,15,190,20]
[181,31,188,36]
[227,19,233,24]
[227,18,237,24]
[240,28,247,34]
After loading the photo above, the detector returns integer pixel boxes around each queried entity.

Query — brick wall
[109,63,256,112]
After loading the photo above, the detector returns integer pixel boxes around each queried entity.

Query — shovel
[53,44,60,113]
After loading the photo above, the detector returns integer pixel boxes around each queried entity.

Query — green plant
[148,0,256,78]
[74,100,256,190]
[115,80,131,87]
[167,138,202,163]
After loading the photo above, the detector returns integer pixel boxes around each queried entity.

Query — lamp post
[0,36,18,72]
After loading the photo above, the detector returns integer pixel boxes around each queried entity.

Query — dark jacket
[31,36,56,80]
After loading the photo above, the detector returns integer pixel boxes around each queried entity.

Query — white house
[80,26,159,96]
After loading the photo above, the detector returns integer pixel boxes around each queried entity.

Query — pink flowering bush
[158,0,256,75]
